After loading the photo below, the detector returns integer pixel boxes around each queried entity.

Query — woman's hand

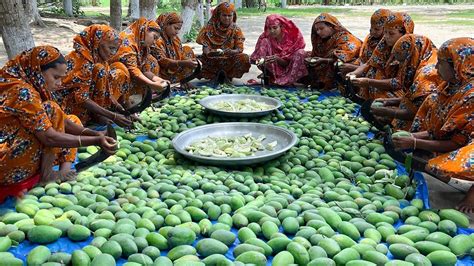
[375,98,400,106]
[149,79,170,91]
[182,59,198,68]
[223,49,238,56]
[98,135,118,155]
[112,113,133,127]
[392,136,415,150]
[371,106,396,117]
[350,77,370,88]
[338,63,358,75]
[264,55,278,64]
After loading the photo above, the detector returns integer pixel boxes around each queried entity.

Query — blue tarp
[2,87,473,265]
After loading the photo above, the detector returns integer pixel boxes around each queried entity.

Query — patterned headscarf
[1,46,63,101]
[370,8,392,28]
[72,25,121,63]
[252,14,305,60]
[438,37,474,84]
[389,34,438,91]
[385,12,415,34]
[156,12,183,30]
[121,18,160,62]
[196,2,238,47]
[311,13,349,49]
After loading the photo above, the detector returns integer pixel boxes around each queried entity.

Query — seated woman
[393,37,474,212]
[250,14,307,87]
[349,12,415,99]
[370,34,442,130]
[338,8,392,75]
[58,25,133,127]
[196,2,251,84]
[305,13,361,90]
[111,18,169,103]
[151,12,198,89]
[0,46,117,201]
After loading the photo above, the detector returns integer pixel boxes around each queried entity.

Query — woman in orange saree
[0,46,117,201]
[338,9,392,75]
[370,34,442,130]
[151,12,198,88]
[58,25,133,127]
[349,12,415,99]
[111,18,169,104]
[196,2,251,83]
[305,13,362,90]
[393,37,474,213]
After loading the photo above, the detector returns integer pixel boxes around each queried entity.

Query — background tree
[179,0,197,41]
[128,0,140,21]
[110,0,122,30]
[139,0,156,20]
[63,0,73,16]
[23,0,46,27]
[0,0,35,59]
[196,0,204,27]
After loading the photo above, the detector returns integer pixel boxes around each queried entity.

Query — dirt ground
[0,5,473,220]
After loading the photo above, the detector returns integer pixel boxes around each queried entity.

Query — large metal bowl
[172,122,297,166]
[199,94,282,117]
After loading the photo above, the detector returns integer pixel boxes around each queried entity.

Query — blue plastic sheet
[2,86,473,265]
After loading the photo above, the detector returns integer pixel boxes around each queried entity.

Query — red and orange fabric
[362,12,415,99]
[151,12,196,83]
[356,9,392,65]
[58,25,130,123]
[0,46,80,187]
[196,2,251,80]
[308,13,362,90]
[389,34,443,130]
[250,14,307,86]
[411,37,474,142]
[111,18,161,96]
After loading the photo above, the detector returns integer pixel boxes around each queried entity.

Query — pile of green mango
[0,86,472,266]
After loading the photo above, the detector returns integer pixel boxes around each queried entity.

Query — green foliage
[49,0,85,17]
[183,19,201,43]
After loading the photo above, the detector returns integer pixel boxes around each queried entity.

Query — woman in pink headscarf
[250,14,307,86]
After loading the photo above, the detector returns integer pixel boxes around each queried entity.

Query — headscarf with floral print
[196,2,239,48]
[438,37,474,85]
[1,46,62,101]
[73,24,121,63]
[358,9,392,63]
[120,18,161,63]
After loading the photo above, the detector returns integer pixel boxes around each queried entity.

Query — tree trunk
[110,0,122,30]
[245,0,257,8]
[205,0,211,21]
[179,0,196,41]
[139,0,156,20]
[63,0,73,16]
[281,0,287,7]
[235,0,242,8]
[130,0,139,20]
[196,0,204,27]
[0,0,35,59]
[31,0,46,27]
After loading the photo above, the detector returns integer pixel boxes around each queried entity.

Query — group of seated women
[0,3,473,211]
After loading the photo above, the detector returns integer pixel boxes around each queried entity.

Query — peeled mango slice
[211,99,274,112]
[186,134,277,158]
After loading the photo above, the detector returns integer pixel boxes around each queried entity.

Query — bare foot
[39,151,59,185]
[456,186,474,214]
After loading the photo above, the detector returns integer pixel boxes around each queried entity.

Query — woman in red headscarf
[111,18,169,104]
[151,12,198,89]
[250,14,307,86]
[58,25,133,127]
[392,37,474,213]
[338,9,392,75]
[196,2,251,84]
[370,34,442,130]
[0,46,117,202]
[349,12,415,99]
[304,13,362,90]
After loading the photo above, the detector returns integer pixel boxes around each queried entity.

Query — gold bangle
[413,138,417,150]
[80,128,87,136]
[78,136,82,147]
[113,113,117,121]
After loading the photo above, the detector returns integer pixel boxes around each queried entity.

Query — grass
[237,7,352,17]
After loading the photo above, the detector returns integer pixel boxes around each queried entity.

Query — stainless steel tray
[199,94,282,117]
[172,122,297,166]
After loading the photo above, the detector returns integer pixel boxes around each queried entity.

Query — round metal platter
[199,94,282,117]
[172,122,297,166]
